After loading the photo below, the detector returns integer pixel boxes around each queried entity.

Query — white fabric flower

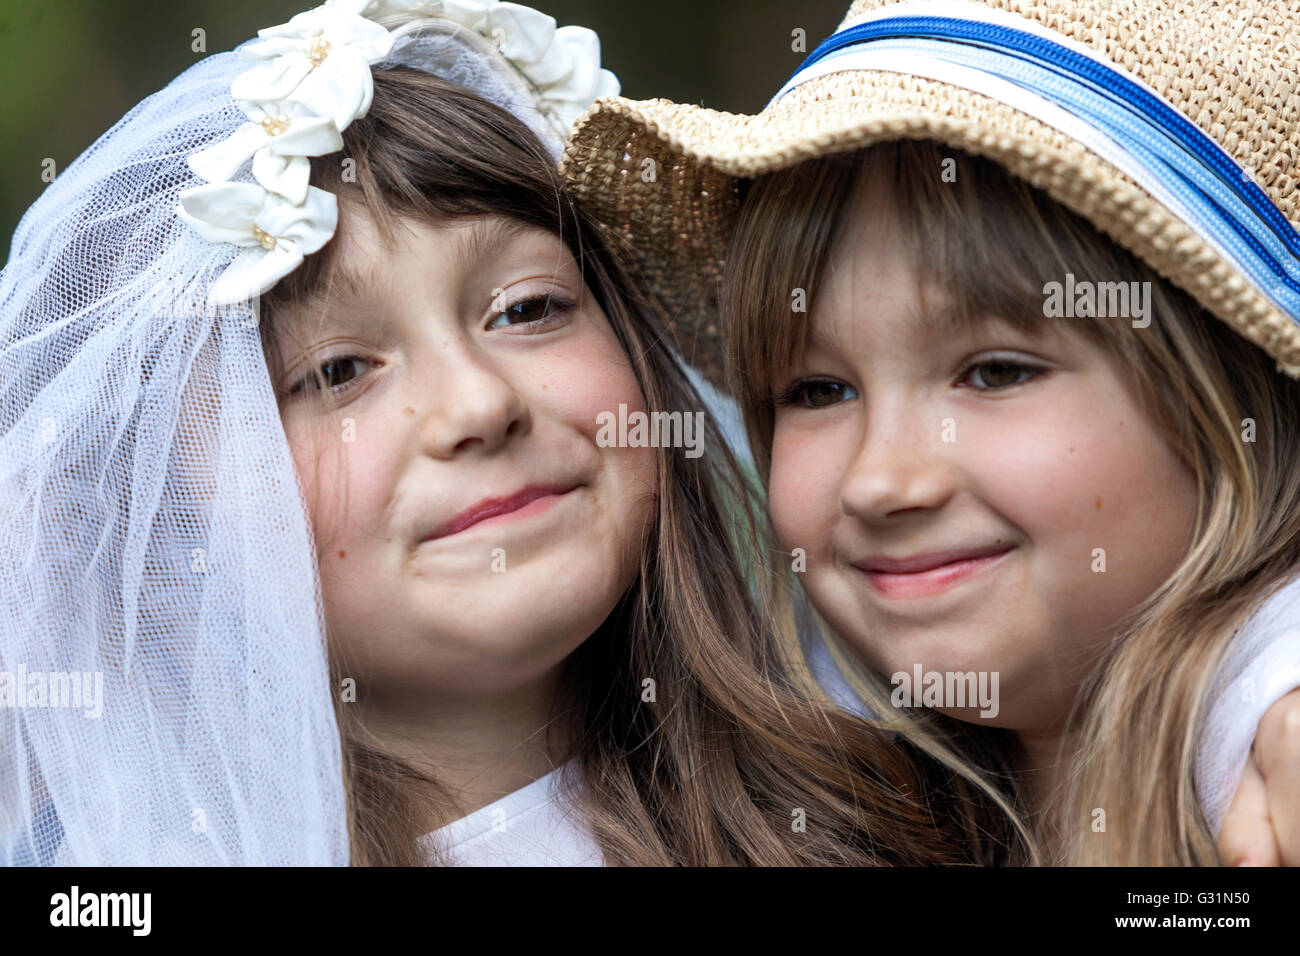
[525,24,620,130]
[327,0,498,31]
[331,0,620,124]
[484,3,554,63]
[174,0,621,305]
[232,5,396,132]
[176,182,339,305]
[188,101,343,204]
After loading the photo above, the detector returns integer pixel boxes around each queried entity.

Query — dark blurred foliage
[0,0,847,246]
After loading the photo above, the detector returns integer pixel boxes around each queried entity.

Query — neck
[356,662,577,831]
[1013,725,1076,863]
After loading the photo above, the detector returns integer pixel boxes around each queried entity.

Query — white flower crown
[175,0,620,306]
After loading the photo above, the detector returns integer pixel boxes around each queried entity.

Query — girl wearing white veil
[1,1,1007,866]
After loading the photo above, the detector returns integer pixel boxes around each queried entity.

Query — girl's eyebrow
[803,301,973,352]
[300,264,392,337]
[459,216,535,267]
[916,304,966,338]
[326,219,540,305]
[330,262,389,306]
[907,298,987,339]
[910,301,1046,342]
[309,218,555,331]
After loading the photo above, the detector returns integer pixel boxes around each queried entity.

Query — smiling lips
[854,545,1015,599]
[427,483,578,541]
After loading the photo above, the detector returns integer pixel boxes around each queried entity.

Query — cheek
[534,321,649,435]
[1056,417,1195,579]
[963,411,1093,538]
[980,402,1189,545]
[768,422,844,553]
[283,423,330,538]
[965,391,1195,630]
[533,322,658,516]
[284,415,395,556]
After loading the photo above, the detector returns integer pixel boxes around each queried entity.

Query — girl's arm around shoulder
[1219,688,1300,866]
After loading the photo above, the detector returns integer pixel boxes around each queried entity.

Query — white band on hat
[770,2,1300,324]
[774,44,1229,289]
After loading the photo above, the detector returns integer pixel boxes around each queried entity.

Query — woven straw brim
[561,70,1300,388]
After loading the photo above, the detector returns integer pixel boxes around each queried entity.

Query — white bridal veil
[0,7,603,865]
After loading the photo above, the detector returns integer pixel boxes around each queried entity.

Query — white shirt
[419,761,603,866]
[1197,574,1300,833]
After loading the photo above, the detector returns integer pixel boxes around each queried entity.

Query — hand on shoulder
[1219,688,1300,866]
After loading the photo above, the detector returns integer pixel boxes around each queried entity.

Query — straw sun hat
[560,0,1300,388]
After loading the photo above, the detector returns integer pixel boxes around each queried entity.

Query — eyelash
[772,379,855,408]
[485,292,576,333]
[286,294,576,397]
[772,358,1046,408]
[954,357,1046,390]
[287,355,373,398]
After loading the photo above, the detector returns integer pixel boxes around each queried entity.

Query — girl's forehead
[804,284,1065,362]
[312,214,559,304]
[337,207,537,261]
[267,213,585,351]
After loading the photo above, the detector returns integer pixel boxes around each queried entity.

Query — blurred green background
[0,0,849,247]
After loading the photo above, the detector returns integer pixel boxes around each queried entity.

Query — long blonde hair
[722,139,1300,865]
[258,74,1005,865]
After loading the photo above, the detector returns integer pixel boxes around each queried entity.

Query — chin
[417,573,623,644]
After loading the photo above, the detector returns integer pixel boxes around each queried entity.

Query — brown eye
[487,294,574,330]
[776,379,858,408]
[804,381,848,406]
[964,360,1037,390]
[321,358,365,388]
[289,356,370,395]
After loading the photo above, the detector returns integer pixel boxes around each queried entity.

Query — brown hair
[722,138,1300,864]
[259,72,995,865]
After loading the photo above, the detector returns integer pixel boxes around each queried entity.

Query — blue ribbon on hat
[772,12,1300,323]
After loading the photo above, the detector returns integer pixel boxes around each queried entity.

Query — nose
[417,342,530,459]
[839,407,958,521]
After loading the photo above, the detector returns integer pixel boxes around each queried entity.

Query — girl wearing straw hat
[563,0,1300,864]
